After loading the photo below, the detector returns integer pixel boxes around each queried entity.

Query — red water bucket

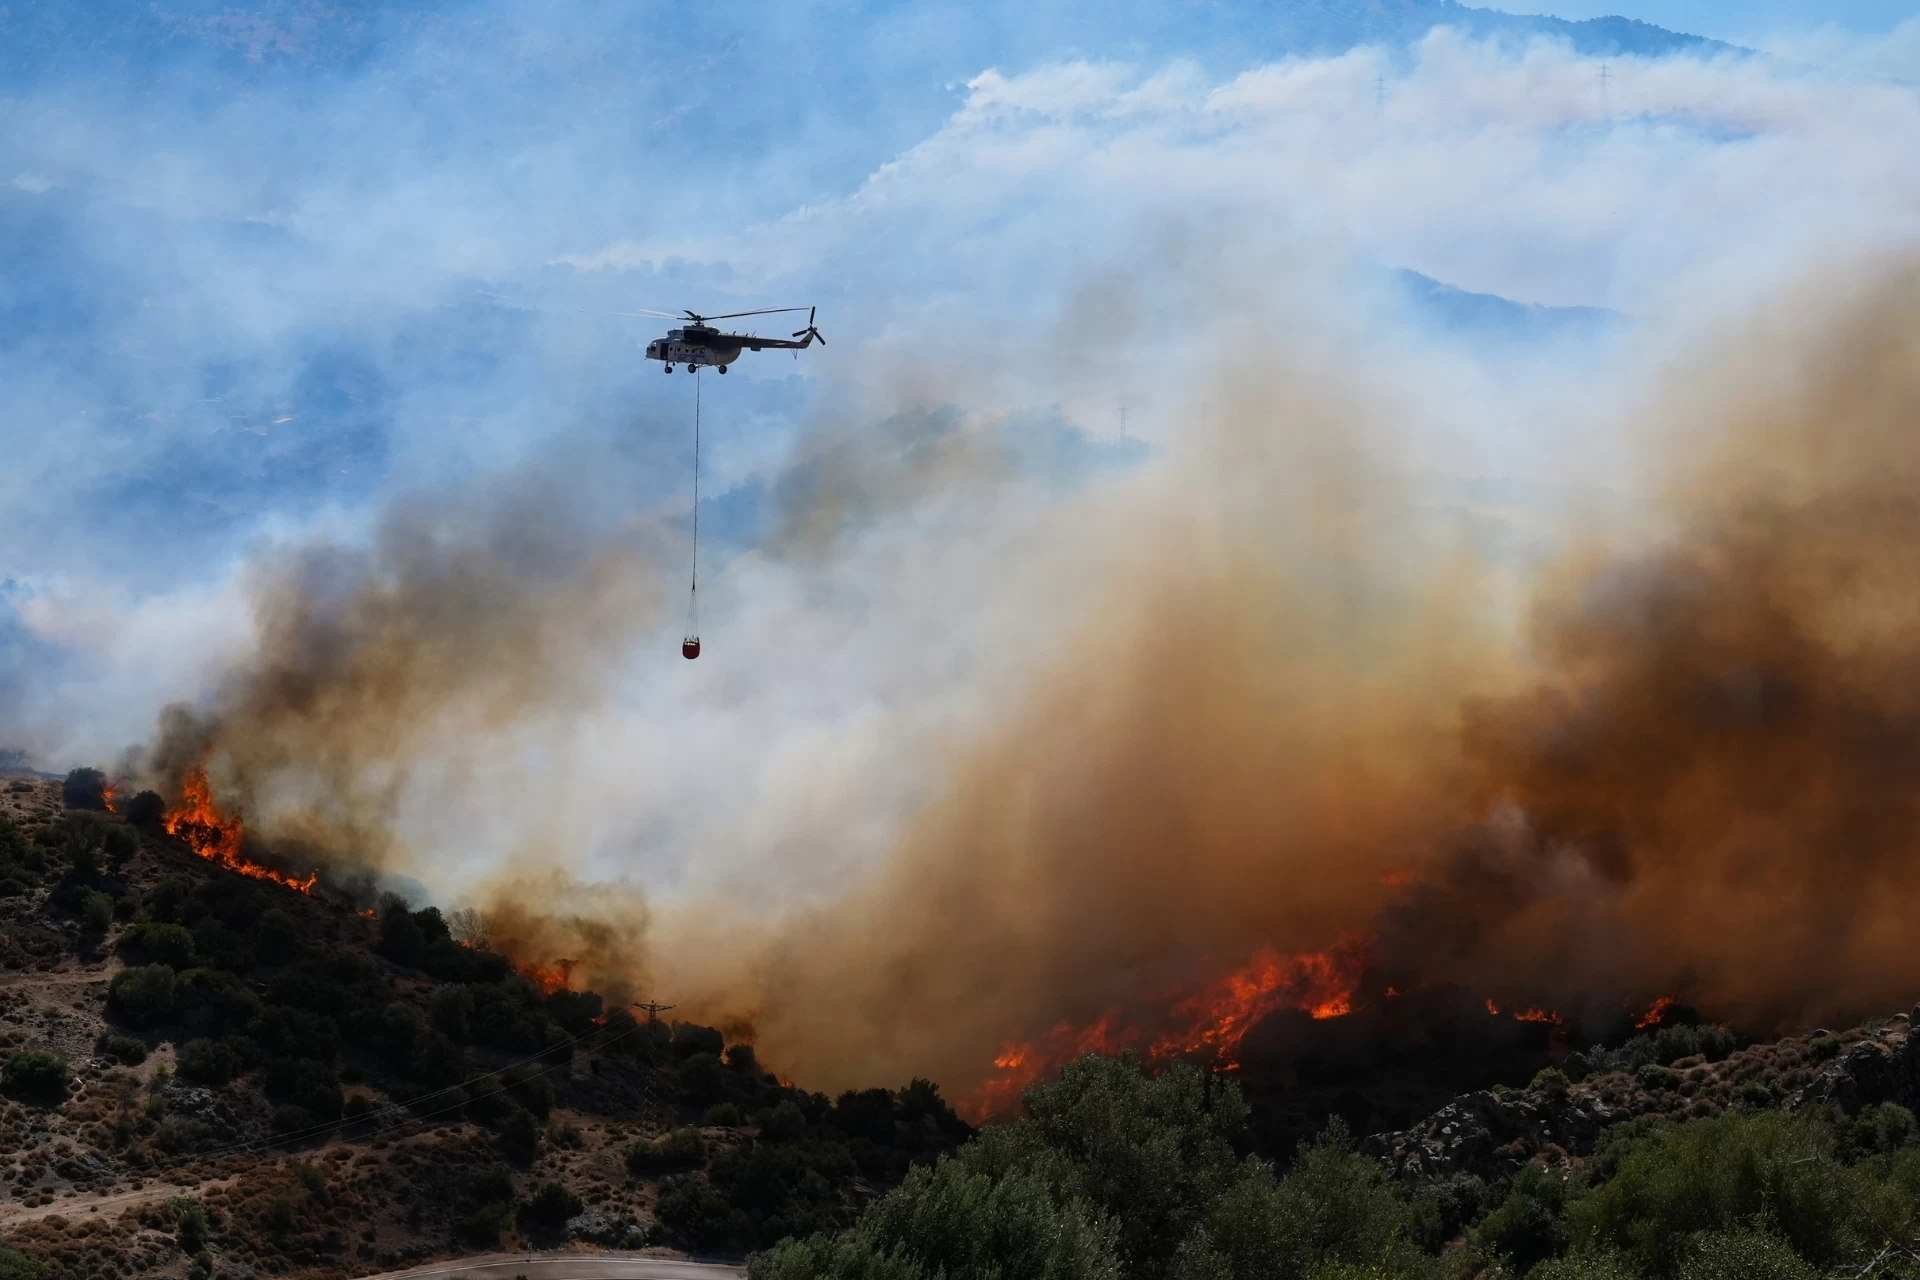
[682,637,701,660]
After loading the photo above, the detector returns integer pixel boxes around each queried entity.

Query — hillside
[0,770,970,1279]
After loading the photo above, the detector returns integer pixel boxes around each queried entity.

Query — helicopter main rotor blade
[699,306,814,322]
[579,308,685,320]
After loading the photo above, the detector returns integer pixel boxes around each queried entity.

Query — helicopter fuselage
[645,322,814,371]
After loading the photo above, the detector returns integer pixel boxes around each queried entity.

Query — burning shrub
[61,768,107,810]
[1,1050,70,1104]
[108,964,178,1027]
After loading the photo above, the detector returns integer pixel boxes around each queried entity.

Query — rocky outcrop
[1363,1087,1618,1182]
[1793,1010,1918,1117]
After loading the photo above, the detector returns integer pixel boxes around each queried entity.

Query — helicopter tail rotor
[791,306,826,346]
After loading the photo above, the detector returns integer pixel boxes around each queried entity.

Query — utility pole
[1598,62,1611,119]
[632,1000,677,1025]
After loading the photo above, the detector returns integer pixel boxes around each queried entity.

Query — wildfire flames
[967,938,1371,1119]
[1635,996,1676,1029]
[163,768,319,895]
[521,960,576,994]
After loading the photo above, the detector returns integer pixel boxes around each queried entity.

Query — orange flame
[1634,995,1676,1029]
[965,938,1370,1120]
[1514,1006,1563,1025]
[1486,998,1501,1016]
[102,782,120,813]
[163,768,318,895]
[521,960,575,994]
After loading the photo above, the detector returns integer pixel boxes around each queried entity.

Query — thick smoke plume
[701,259,1920,1092]
[134,258,1920,1102]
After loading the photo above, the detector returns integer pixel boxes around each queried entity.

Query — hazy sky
[1522,1,1917,39]
[4,1,1919,910]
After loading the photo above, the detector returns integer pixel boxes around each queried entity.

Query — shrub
[519,1181,583,1230]
[124,789,166,829]
[1531,1067,1571,1099]
[0,1246,51,1280]
[263,1057,343,1121]
[1533,1250,1642,1280]
[344,1093,376,1121]
[167,1196,211,1252]
[505,1064,554,1119]
[705,1101,745,1127]
[761,1100,807,1143]
[431,985,474,1043]
[95,1032,148,1066]
[252,908,301,965]
[118,922,198,969]
[461,1200,515,1245]
[498,1105,540,1164]
[628,1126,708,1176]
[673,1023,725,1059]
[62,767,107,810]
[2,1050,69,1103]
[1477,1164,1572,1272]
[1573,1110,1861,1275]
[471,1166,517,1205]
[1679,1230,1814,1280]
[176,1037,245,1085]
[80,889,114,934]
[1846,1101,1915,1157]
[109,963,179,1026]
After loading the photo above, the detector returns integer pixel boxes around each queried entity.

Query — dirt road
[349,1252,747,1280]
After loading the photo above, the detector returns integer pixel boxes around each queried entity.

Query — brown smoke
[709,258,1920,1092]
[133,256,1920,1102]
[141,464,673,866]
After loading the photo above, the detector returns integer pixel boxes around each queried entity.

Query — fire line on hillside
[162,767,319,895]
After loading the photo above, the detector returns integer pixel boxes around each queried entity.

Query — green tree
[109,963,179,1026]
[1572,1111,1863,1276]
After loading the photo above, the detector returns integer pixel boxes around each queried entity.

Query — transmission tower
[632,1000,677,1024]
[1598,63,1611,118]
[1375,71,1386,115]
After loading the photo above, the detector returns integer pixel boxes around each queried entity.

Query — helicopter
[592,305,825,373]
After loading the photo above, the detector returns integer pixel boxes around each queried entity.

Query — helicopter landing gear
[717,364,728,375]
[664,364,673,373]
